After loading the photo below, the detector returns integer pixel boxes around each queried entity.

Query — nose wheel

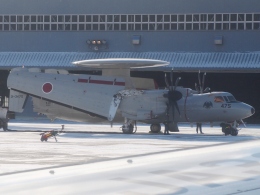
[230,128,238,136]
[221,123,239,136]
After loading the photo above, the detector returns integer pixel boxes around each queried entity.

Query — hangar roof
[0,52,259,72]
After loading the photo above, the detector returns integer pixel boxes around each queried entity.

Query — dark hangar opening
[0,70,9,107]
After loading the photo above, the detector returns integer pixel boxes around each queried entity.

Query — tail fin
[9,90,28,112]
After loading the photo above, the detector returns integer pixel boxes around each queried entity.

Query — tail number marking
[11,95,24,98]
[221,104,231,108]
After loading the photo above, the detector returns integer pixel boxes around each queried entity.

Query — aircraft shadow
[58,131,255,143]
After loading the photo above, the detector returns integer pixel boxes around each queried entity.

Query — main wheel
[150,124,161,133]
[222,127,231,136]
[122,124,134,134]
[3,122,8,131]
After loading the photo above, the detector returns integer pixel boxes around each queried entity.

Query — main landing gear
[121,124,134,134]
[150,124,161,133]
[121,121,162,134]
[220,123,239,136]
[0,119,8,131]
[121,119,137,134]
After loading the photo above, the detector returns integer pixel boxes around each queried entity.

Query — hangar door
[0,70,10,108]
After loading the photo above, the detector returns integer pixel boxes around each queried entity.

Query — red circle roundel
[42,82,53,94]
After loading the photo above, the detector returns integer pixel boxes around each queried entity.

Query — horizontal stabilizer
[9,90,28,112]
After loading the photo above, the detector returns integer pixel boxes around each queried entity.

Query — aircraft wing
[7,68,125,120]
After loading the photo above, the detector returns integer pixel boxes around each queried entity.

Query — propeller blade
[164,73,170,89]
[167,99,181,129]
[203,87,210,93]
[202,72,206,93]
[166,102,170,124]
[173,101,180,116]
[165,102,170,133]
[171,100,175,122]
[198,71,202,94]
[195,83,199,93]
[170,69,173,91]
[173,77,181,91]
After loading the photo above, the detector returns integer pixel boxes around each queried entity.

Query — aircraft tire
[3,122,8,131]
[122,124,134,134]
[231,128,238,136]
[223,128,230,136]
[150,124,161,133]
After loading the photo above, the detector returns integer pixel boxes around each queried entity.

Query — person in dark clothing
[196,123,203,134]
[164,123,170,135]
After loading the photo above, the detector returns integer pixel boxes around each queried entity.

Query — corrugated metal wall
[0,52,259,72]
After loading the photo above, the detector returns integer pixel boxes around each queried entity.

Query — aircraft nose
[239,103,255,119]
[251,107,255,115]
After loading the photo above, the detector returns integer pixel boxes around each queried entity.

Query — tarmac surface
[0,121,260,194]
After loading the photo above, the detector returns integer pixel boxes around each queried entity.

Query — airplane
[6,58,255,136]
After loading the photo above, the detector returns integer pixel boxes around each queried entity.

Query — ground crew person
[196,122,203,134]
[164,123,170,135]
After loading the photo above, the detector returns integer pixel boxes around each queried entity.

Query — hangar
[0,0,259,122]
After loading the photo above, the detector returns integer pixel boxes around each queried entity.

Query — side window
[214,96,224,103]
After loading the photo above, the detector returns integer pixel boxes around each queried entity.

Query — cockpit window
[227,96,237,103]
[214,96,224,103]
[223,96,229,102]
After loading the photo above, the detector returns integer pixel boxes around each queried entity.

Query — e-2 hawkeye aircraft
[7,59,255,136]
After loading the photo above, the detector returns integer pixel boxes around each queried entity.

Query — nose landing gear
[230,128,238,136]
[220,123,239,136]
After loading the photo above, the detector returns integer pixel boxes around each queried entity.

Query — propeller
[195,71,210,94]
[164,70,182,129]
